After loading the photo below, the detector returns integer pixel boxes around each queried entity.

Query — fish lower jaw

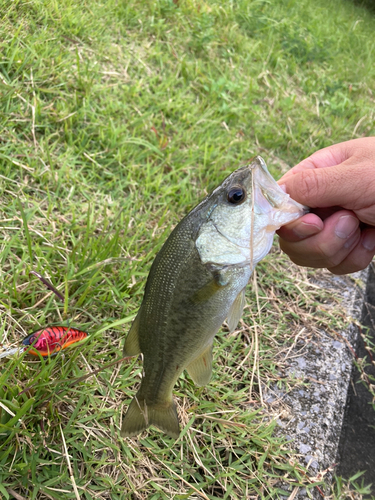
[265,223,282,232]
[267,206,306,230]
[265,221,295,231]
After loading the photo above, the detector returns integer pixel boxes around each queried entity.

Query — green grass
[0,0,375,498]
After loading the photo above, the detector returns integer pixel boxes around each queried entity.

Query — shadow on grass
[347,0,375,13]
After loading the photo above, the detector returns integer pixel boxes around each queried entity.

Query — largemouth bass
[121,156,306,439]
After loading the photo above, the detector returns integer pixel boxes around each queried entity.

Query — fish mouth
[250,156,307,229]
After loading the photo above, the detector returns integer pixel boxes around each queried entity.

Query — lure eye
[227,187,246,205]
[22,334,35,346]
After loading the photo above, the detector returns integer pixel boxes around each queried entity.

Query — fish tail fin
[121,391,180,439]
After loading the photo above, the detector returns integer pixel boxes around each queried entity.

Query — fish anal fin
[227,288,246,333]
[121,392,180,439]
[186,343,213,387]
[123,314,141,356]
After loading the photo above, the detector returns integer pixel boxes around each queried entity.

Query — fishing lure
[0,327,88,359]
[23,326,88,356]
[0,272,88,359]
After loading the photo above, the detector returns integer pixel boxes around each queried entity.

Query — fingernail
[363,232,375,251]
[334,215,359,239]
[279,184,287,193]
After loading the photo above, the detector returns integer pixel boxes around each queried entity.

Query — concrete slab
[337,266,375,490]
[265,268,369,498]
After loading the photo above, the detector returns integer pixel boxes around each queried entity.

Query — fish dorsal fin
[227,288,246,333]
[123,313,141,356]
[186,343,213,387]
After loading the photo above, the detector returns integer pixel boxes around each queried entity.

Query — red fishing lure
[22,326,88,356]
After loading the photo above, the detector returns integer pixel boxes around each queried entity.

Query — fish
[121,156,306,439]
[22,326,88,356]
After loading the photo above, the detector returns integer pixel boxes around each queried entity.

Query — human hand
[276,137,375,275]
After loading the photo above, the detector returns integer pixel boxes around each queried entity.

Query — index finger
[278,164,372,209]
[280,137,375,179]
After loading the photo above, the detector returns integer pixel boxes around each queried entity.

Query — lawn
[0,0,375,498]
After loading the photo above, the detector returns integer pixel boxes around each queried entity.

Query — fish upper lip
[248,155,267,171]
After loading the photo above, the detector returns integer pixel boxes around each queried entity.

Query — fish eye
[227,186,246,205]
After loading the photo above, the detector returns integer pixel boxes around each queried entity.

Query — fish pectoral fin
[191,272,229,304]
[227,288,246,333]
[186,343,213,387]
[121,392,180,439]
[123,313,141,356]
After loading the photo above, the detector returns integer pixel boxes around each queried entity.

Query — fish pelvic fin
[121,392,180,439]
[227,288,246,333]
[186,343,213,387]
[123,313,141,356]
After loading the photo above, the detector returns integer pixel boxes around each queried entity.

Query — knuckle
[298,170,322,204]
[354,143,375,163]
[324,256,342,268]
[315,243,342,268]
[352,251,375,271]
[328,249,375,275]
[315,225,361,268]
[328,266,350,276]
